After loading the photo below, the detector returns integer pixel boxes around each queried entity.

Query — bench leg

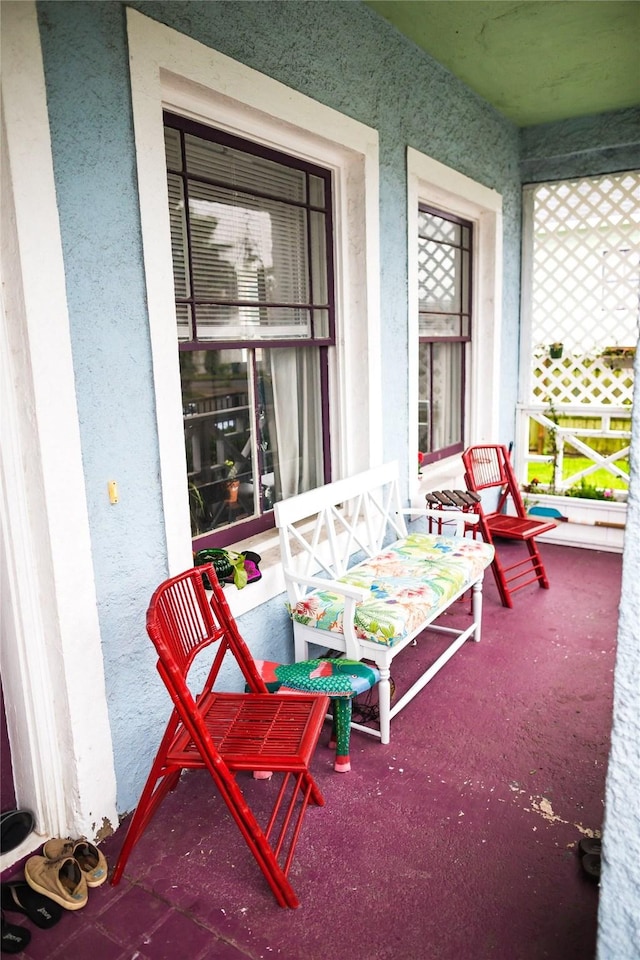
[293,626,311,662]
[471,575,484,643]
[377,666,392,744]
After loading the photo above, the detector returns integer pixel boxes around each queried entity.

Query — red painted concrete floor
[4,544,620,960]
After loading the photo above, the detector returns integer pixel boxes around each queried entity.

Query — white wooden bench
[274,463,495,745]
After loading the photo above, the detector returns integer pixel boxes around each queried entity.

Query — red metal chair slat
[110,565,329,908]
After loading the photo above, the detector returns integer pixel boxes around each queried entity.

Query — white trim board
[0,1,117,866]
[127,9,381,607]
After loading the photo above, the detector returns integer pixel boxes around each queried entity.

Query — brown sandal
[42,837,107,887]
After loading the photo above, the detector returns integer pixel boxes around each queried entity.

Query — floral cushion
[289,533,495,648]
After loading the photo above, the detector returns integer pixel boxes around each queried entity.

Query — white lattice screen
[525,171,639,406]
[532,354,635,406]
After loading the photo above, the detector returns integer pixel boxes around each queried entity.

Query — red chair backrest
[146,565,268,696]
[462,445,528,519]
[462,445,509,489]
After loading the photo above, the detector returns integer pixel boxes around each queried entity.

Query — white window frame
[407,147,503,497]
[416,203,473,462]
[127,9,380,613]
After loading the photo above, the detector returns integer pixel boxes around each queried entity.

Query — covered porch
[3,542,620,959]
[1,2,638,955]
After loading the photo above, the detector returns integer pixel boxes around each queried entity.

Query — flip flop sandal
[581,852,601,880]
[42,838,108,888]
[1,881,62,928]
[1,911,30,954]
[0,811,35,855]
[579,836,602,857]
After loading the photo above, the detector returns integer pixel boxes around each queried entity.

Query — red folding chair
[461,445,556,608]
[110,565,329,908]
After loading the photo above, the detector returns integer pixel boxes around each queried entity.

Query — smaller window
[417,206,472,463]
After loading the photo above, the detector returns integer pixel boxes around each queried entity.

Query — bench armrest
[282,568,369,601]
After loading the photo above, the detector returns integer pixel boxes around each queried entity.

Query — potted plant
[601,346,636,369]
[224,460,240,502]
[549,342,564,359]
[194,548,249,589]
[189,482,206,535]
[564,479,617,501]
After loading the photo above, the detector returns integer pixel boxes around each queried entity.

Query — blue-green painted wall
[521,106,640,182]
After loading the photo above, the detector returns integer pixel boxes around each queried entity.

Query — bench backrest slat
[274,463,408,596]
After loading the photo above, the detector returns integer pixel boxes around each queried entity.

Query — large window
[165,114,335,545]
[417,205,472,463]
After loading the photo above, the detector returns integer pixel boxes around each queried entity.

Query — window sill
[219,529,287,618]
[414,456,466,508]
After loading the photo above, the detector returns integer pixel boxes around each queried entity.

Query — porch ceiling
[365,1,640,127]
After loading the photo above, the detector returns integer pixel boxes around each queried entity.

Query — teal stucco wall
[35,0,523,814]
[520,106,640,183]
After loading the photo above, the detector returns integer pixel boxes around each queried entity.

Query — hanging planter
[549,342,564,359]
[601,346,635,369]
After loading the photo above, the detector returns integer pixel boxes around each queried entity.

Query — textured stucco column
[596,348,640,958]
[1,1,118,860]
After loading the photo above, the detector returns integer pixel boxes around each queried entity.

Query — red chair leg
[111,716,183,886]
[526,538,550,588]
[111,765,181,885]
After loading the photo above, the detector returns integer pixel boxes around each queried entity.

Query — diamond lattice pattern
[528,172,639,405]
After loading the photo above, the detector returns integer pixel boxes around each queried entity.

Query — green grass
[527,457,629,491]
